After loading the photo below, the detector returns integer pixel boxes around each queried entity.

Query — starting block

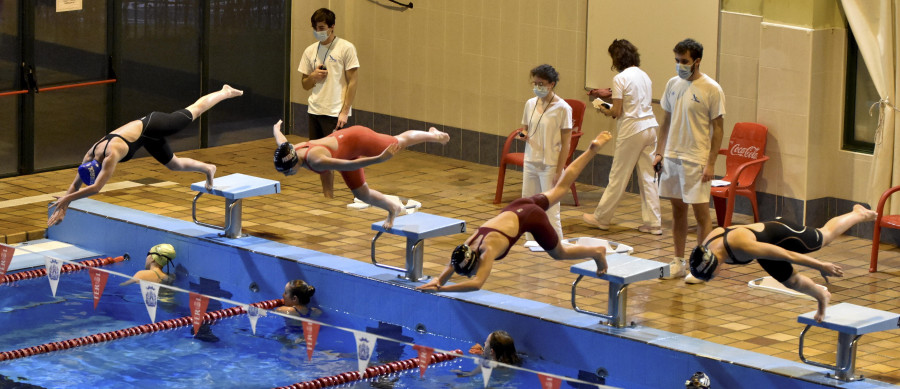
[371,212,466,282]
[570,253,669,328]
[191,173,280,238]
[798,303,900,382]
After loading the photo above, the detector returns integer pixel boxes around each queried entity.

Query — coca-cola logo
[730,143,759,159]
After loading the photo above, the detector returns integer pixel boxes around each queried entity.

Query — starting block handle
[798,325,863,380]
[571,275,630,327]
[370,231,406,273]
[191,192,240,237]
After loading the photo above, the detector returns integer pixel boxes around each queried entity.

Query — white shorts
[658,157,710,204]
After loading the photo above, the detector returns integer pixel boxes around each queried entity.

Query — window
[843,30,879,153]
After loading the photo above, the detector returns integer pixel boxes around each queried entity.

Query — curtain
[842,0,900,212]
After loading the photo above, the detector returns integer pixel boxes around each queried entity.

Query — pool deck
[2,136,900,385]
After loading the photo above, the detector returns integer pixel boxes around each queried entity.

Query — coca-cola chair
[869,185,900,272]
[493,99,586,205]
[711,122,769,227]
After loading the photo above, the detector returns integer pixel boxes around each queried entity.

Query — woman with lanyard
[518,64,573,239]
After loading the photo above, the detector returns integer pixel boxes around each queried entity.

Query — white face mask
[676,62,694,80]
[533,85,550,98]
[313,30,329,43]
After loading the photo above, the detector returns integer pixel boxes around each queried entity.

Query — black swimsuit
[709,219,823,282]
[89,109,194,165]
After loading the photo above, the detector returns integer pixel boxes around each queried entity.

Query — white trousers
[592,128,661,227]
[522,160,563,239]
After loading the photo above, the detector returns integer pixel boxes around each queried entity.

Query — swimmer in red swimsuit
[272,120,449,229]
[417,131,614,293]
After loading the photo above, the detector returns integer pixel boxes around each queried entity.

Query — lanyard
[528,93,555,136]
[315,37,337,69]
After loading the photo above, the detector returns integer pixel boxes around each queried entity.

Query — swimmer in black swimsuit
[416,131,614,293]
[48,85,243,226]
[689,204,877,322]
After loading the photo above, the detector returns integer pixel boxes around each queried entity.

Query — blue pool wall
[46,198,895,389]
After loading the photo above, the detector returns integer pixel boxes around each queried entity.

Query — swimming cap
[77,160,101,185]
[274,142,299,173]
[451,244,479,276]
[688,245,718,282]
[685,371,711,388]
[148,244,176,267]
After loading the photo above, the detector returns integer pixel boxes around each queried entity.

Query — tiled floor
[3,136,900,384]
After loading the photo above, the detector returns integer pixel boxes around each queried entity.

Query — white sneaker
[661,258,686,280]
[684,273,706,284]
[638,225,663,235]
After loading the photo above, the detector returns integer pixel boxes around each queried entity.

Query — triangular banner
[88,267,109,309]
[139,281,160,323]
[0,243,14,278]
[44,257,62,297]
[189,292,210,336]
[537,373,562,389]
[244,304,267,335]
[302,321,320,361]
[413,344,434,378]
[353,330,378,376]
[479,357,496,388]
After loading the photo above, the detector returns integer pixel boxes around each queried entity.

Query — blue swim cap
[77,160,101,185]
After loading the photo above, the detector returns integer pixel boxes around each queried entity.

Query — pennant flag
[44,257,62,296]
[0,243,14,278]
[413,344,434,378]
[302,321,320,361]
[353,330,378,376]
[139,281,160,323]
[479,357,496,388]
[88,267,109,309]
[537,373,562,389]
[189,292,210,336]
[244,304,267,335]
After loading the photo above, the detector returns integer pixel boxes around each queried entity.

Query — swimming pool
[0,253,610,388]
[6,197,888,388]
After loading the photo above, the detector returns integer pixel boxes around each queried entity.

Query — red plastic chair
[494,99,586,205]
[870,185,900,272]
[711,122,769,227]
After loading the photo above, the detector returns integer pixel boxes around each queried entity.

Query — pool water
[0,264,609,388]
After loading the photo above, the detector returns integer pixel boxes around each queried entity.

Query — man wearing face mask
[654,38,725,284]
[298,8,360,198]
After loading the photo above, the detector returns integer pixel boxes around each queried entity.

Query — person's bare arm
[48,155,119,226]
[703,115,724,182]
[740,239,843,277]
[654,111,672,166]
[308,143,400,172]
[336,68,358,130]
[301,68,328,90]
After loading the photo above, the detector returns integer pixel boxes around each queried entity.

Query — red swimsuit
[294,126,398,190]
[472,194,560,261]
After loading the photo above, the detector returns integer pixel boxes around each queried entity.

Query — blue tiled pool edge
[45,199,893,389]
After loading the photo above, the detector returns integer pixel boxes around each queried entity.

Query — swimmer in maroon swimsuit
[48,85,243,226]
[689,205,877,322]
[272,120,449,229]
[417,131,614,293]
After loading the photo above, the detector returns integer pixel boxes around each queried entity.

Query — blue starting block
[798,303,900,382]
[371,212,466,282]
[570,253,669,328]
[191,173,281,238]
[5,239,103,272]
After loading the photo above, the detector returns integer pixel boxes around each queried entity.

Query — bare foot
[222,84,244,98]
[205,164,216,191]
[383,201,405,230]
[582,213,609,230]
[593,248,608,277]
[853,204,877,222]
[429,127,450,145]
[814,287,831,323]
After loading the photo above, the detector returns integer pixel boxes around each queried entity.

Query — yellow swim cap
[148,244,176,267]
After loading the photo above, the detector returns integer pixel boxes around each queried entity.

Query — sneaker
[684,273,706,284]
[661,258,686,279]
[582,214,609,230]
[638,225,663,235]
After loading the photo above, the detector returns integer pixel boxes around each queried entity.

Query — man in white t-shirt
[298,8,360,197]
[654,38,725,284]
